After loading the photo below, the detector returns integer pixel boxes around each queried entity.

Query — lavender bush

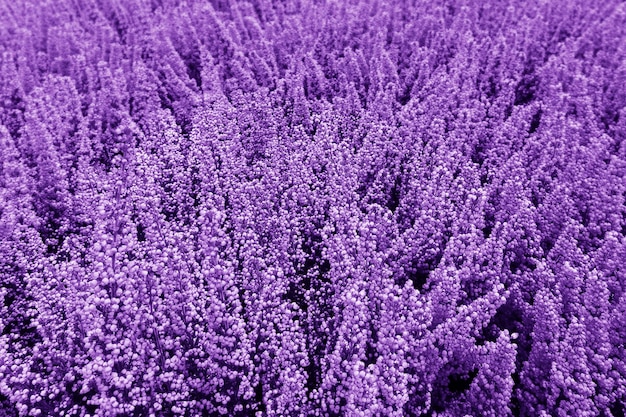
[0,0,625,416]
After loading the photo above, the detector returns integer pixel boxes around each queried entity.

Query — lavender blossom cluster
[1,0,625,416]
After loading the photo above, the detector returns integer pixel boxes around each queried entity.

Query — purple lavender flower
[1,0,625,416]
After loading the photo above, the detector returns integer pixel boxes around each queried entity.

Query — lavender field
[0,0,625,416]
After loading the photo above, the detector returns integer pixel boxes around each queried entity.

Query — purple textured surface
[0,0,625,416]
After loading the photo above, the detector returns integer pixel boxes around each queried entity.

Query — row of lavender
[1,0,625,415]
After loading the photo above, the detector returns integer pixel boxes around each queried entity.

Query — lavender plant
[1,0,625,416]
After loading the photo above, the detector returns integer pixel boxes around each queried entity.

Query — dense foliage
[1,0,625,416]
